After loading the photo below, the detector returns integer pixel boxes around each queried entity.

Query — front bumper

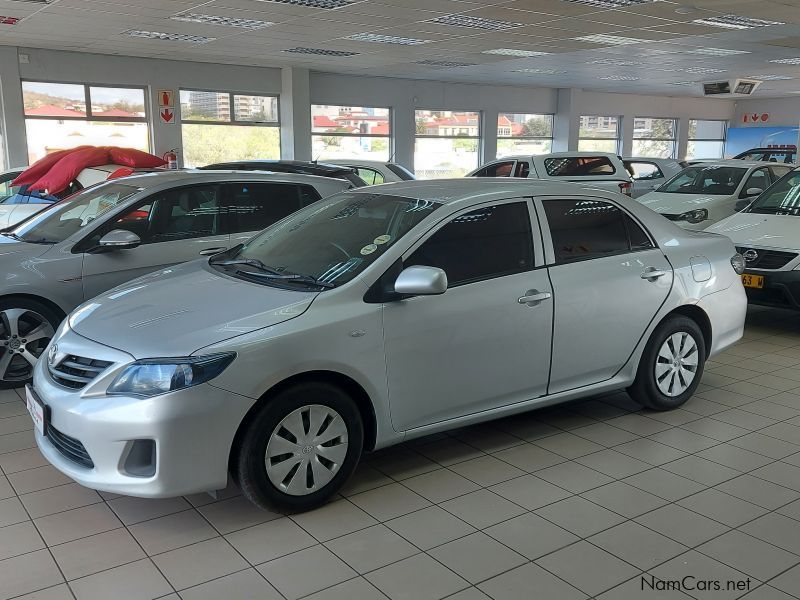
[31,333,255,498]
[741,269,800,310]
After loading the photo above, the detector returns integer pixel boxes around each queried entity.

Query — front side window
[627,161,663,181]
[658,166,747,195]
[544,199,653,264]
[748,170,800,215]
[228,182,320,234]
[742,169,770,197]
[544,156,616,176]
[406,202,534,287]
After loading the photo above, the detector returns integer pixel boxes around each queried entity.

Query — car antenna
[388,150,397,163]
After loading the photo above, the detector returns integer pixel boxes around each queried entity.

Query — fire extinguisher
[163,148,179,170]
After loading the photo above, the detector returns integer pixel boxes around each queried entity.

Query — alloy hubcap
[655,332,699,397]
[265,404,349,496]
[0,309,54,383]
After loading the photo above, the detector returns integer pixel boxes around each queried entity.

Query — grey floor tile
[769,564,800,598]
[369,448,440,481]
[478,563,588,600]
[679,418,750,442]
[19,483,101,519]
[635,504,729,547]
[647,428,720,453]
[606,414,672,436]
[491,443,566,473]
[696,530,800,582]
[348,482,431,521]
[596,575,693,599]
[428,532,526,584]
[613,438,688,466]
[197,495,281,534]
[696,444,775,472]
[290,499,377,542]
[385,506,475,551]
[0,496,29,527]
[484,512,579,560]
[325,524,417,574]
[740,585,799,600]
[180,568,282,600]
[304,577,387,600]
[440,489,525,529]
[366,553,469,600]
[569,422,640,447]
[448,455,525,486]
[0,521,44,561]
[0,447,48,475]
[0,549,63,600]
[107,495,191,526]
[717,475,800,510]
[741,513,800,555]
[401,469,480,504]
[129,509,217,555]
[68,558,171,600]
[489,475,572,511]
[677,489,768,527]
[642,408,701,427]
[574,449,652,478]
[751,462,800,492]
[589,521,688,570]
[446,588,492,600]
[51,528,145,581]
[776,497,800,522]
[652,551,759,600]
[416,438,486,467]
[455,427,525,453]
[661,455,742,486]
[34,503,122,546]
[535,461,613,494]
[226,516,317,565]
[14,584,75,600]
[712,409,777,431]
[258,545,355,600]
[535,496,626,538]
[339,464,394,497]
[730,433,800,460]
[532,432,605,459]
[7,466,70,495]
[622,468,707,502]
[581,481,668,519]
[152,537,248,590]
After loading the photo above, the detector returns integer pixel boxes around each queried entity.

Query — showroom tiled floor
[4,308,800,599]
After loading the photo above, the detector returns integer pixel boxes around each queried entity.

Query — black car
[200,160,367,187]
[733,147,796,164]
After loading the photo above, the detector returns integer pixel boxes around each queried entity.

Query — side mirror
[97,229,141,252]
[745,187,764,197]
[393,266,448,296]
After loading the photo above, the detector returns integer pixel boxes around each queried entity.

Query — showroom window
[415,110,481,179]
[179,89,280,167]
[687,119,727,160]
[311,105,391,162]
[632,117,677,158]
[22,81,149,164]
[496,113,553,158]
[578,115,620,153]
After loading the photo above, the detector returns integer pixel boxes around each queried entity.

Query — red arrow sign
[160,108,174,124]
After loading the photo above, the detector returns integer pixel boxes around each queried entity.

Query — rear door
[538,197,672,393]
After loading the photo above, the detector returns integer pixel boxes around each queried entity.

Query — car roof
[203,160,355,174]
[100,169,352,189]
[324,159,393,168]
[685,160,779,168]
[497,152,621,161]
[623,157,679,163]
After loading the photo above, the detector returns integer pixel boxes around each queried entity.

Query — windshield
[216,192,440,288]
[8,182,140,244]
[748,169,800,215]
[657,166,747,195]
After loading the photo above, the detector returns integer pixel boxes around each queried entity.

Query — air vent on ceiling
[600,75,640,81]
[256,0,355,8]
[171,13,274,29]
[0,16,20,25]
[703,79,763,96]
[574,34,648,45]
[749,74,793,81]
[283,47,359,56]
[427,15,523,31]
[344,33,431,45]
[122,30,215,43]
[771,57,800,65]
[416,59,477,67]
[562,0,656,7]
[514,68,566,74]
[686,66,727,75]
[693,14,785,29]
[482,48,549,57]
[687,48,751,56]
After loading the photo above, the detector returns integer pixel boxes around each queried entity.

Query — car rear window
[544,156,616,177]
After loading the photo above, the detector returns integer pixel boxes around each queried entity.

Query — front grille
[736,247,798,270]
[48,355,112,389]
[47,425,94,469]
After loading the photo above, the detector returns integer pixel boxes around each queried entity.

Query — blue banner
[725,126,799,157]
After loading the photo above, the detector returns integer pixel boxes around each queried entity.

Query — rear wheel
[0,299,61,389]
[628,315,706,411]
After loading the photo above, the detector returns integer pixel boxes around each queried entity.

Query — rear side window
[406,202,534,287]
[628,161,664,181]
[544,156,616,177]
[228,183,321,234]
[356,168,385,186]
[472,161,515,178]
[543,199,653,264]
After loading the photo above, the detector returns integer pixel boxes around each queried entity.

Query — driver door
[79,184,229,299]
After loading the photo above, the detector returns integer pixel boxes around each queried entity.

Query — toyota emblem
[47,344,58,366]
[742,249,758,263]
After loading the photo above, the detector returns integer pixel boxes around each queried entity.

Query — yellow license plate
[742,274,764,289]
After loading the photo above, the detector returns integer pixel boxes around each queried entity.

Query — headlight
[107,352,235,398]
[677,209,709,224]
[731,253,746,274]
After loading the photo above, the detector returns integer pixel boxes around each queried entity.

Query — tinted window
[628,161,664,181]
[749,170,800,216]
[228,183,320,234]
[659,166,747,195]
[406,202,534,287]
[544,156,616,176]
[742,169,769,197]
[514,161,530,178]
[544,199,651,264]
[770,166,793,181]
[473,161,515,178]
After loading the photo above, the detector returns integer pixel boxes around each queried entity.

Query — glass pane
[311,105,390,135]
[578,139,618,153]
[179,90,231,122]
[579,115,619,139]
[689,119,726,140]
[497,138,552,158]
[687,140,725,160]
[233,95,279,123]
[498,113,553,138]
[229,182,313,233]
[181,124,280,167]
[415,110,480,138]
[23,81,86,117]
[544,156,616,176]
[633,118,675,140]
[312,135,391,161]
[414,138,479,179]
[24,119,149,164]
[631,139,675,159]
[543,199,630,264]
[89,87,146,118]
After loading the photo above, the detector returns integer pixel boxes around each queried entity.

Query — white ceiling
[3,0,800,98]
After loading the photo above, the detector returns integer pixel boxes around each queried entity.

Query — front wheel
[234,382,364,511]
[628,315,706,411]
[0,299,61,389]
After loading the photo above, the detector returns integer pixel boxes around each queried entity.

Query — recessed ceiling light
[670,81,696,86]
[0,16,20,25]
[415,59,476,67]
[427,15,523,30]
[685,66,726,74]
[255,0,355,8]
[561,0,657,7]
[589,58,644,65]
[770,57,800,65]
[344,33,432,45]
[514,68,566,74]
[600,75,641,81]
[283,47,359,56]
[122,30,215,43]
[575,34,648,45]
[749,74,794,80]
[687,47,751,56]
[692,14,785,29]
[482,48,550,57]
[170,13,274,29]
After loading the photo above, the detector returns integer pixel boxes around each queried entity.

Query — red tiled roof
[93,108,139,118]
[25,105,84,117]
[313,115,339,128]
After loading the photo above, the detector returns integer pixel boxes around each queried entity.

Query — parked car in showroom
[706,167,800,309]
[323,159,415,185]
[200,159,367,188]
[734,147,796,164]
[28,179,746,510]
[467,152,634,196]
[637,161,792,229]
[622,157,683,198]
[0,170,350,387]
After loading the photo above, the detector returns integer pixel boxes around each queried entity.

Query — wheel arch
[662,304,712,358]
[0,293,68,323]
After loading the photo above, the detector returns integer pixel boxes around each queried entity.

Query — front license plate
[741,274,765,289]
[25,385,46,437]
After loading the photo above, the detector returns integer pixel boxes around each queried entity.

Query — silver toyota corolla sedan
[28,179,747,511]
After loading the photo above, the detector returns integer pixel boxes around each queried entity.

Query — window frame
[687,119,727,160]
[631,117,678,159]
[311,104,393,163]
[179,88,280,127]
[627,160,665,181]
[740,167,772,199]
[496,112,554,158]
[578,115,621,154]
[22,80,148,124]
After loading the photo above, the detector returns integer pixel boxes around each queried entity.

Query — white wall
[734,97,800,128]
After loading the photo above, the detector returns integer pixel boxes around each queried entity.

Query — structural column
[0,47,29,168]
[280,67,312,161]
[553,88,581,152]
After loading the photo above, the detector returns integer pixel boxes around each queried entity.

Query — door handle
[518,290,552,306]
[199,247,227,256]
[641,267,667,281]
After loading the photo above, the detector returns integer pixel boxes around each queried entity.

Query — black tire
[234,382,364,512]
[628,315,706,411]
[0,298,62,389]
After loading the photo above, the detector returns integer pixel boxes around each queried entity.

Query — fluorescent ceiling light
[344,33,432,45]
[749,74,793,80]
[589,58,644,65]
[600,75,640,81]
[514,68,566,74]
[122,30,215,43]
[562,0,657,6]
[692,14,785,29]
[770,58,800,65]
[256,0,355,8]
[687,48,751,56]
[575,34,648,45]
[685,66,726,74]
[416,59,476,67]
[170,13,274,29]
[483,48,550,57]
[428,15,523,30]
[283,47,359,56]
[670,81,696,86]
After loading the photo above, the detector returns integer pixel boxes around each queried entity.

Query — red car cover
[106,167,136,180]
[28,146,111,194]
[109,147,166,168]
[11,146,89,187]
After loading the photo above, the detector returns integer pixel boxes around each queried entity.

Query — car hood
[705,212,800,250]
[0,236,52,259]
[637,191,730,214]
[68,260,319,359]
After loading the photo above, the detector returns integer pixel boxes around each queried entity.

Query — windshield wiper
[1,232,54,244]
[210,257,282,275]
[235,269,335,289]
[1,232,22,241]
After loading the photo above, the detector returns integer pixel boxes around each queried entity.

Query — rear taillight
[619,182,633,197]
